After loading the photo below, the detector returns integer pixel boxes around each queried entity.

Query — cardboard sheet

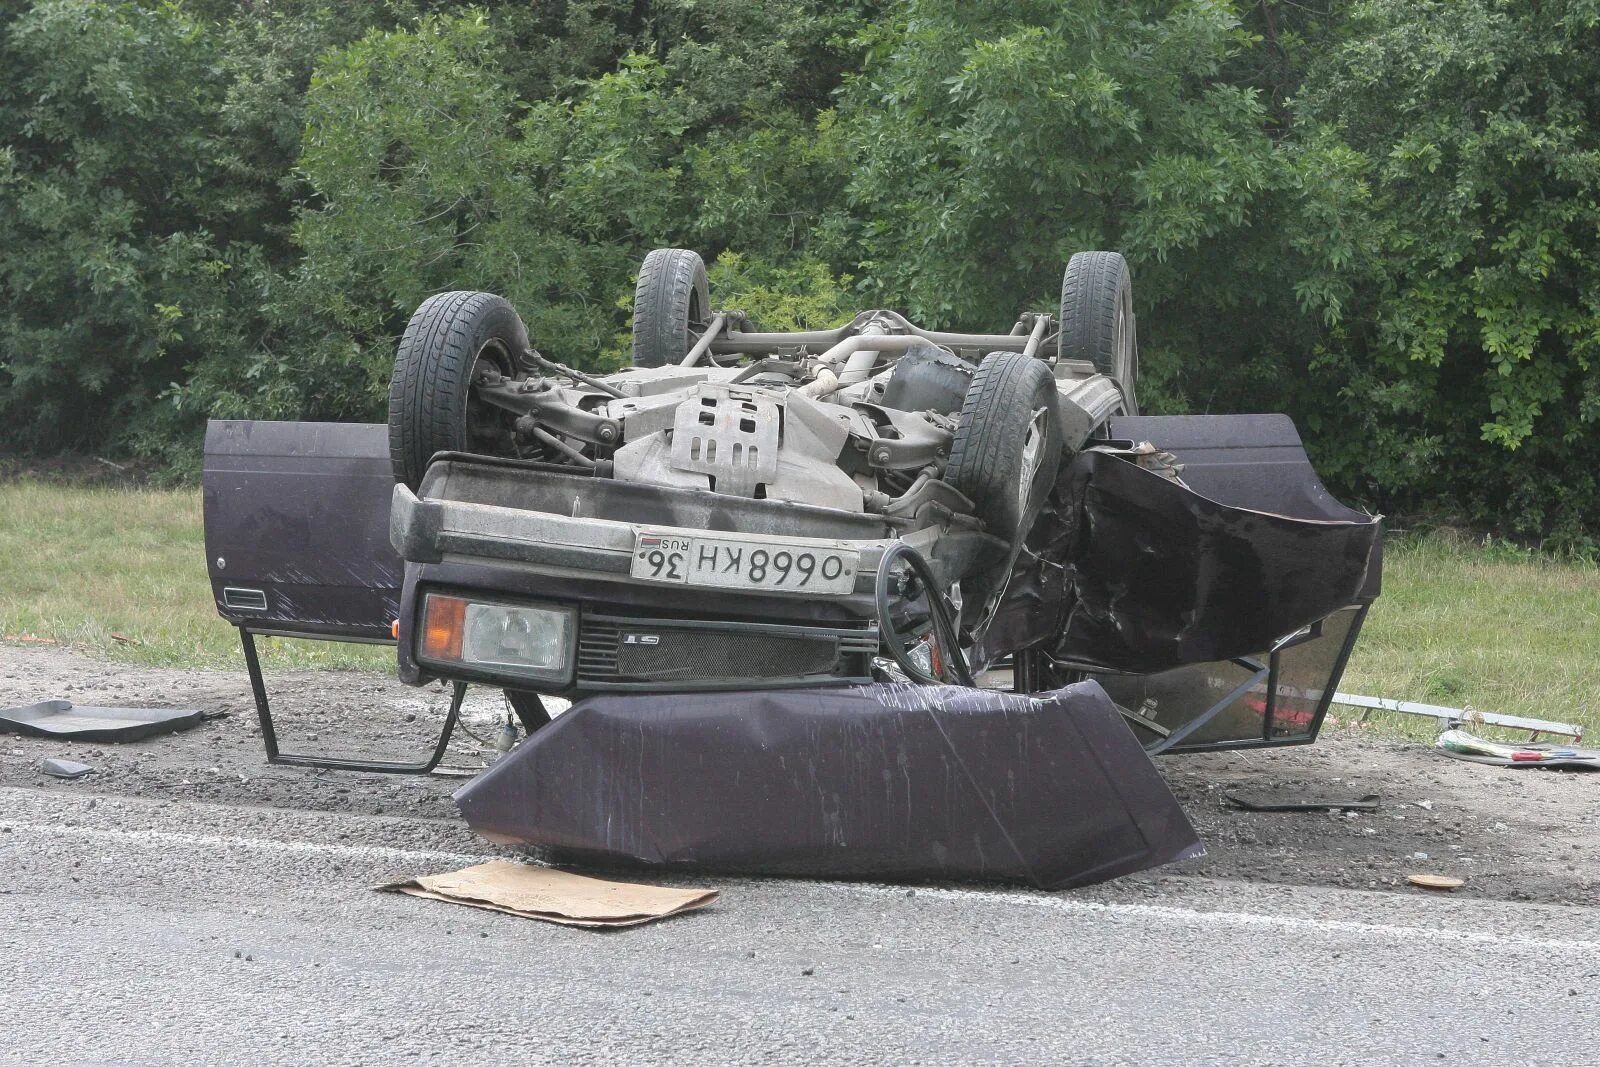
[376,860,718,928]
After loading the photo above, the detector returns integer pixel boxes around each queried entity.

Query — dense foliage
[1,0,1596,546]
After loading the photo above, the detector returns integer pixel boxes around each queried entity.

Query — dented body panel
[454,680,1204,889]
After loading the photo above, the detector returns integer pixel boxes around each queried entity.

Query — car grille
[577,615,877,690]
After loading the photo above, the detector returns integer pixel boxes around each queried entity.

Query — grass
[1335,532,1600,739]
[0,481,388,672]
[1,482,1597,736]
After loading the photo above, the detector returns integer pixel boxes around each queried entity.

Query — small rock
[801,967,815,976]
[1413,852,1430,861]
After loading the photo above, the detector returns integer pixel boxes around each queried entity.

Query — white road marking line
[0,820,486,867]
[830,882,1600,951]
[7,816,1597,952]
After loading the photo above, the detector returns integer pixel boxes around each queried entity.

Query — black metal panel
[454,680,1204,889]
[202,420,402,640]
[1050,449,1379,672]
[1106,413,1382,597]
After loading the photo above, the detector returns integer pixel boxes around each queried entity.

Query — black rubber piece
[945,352,1062,540]
[1059,250,1137,411]
[504,690,552,734]
[387,291,529,489]
[631,248,710,368]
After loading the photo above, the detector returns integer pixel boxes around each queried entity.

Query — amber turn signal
[421,594,467,662]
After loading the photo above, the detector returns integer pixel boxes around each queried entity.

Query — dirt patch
[1163,740,1599,905]
[2,643,1595,905]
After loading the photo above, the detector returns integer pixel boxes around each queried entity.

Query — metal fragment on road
[0,700,204,742]
[1226,792,1380,813]
[41,758,92,780]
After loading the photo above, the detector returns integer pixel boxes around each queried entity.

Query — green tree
[0,0,417,457]
[1295,0,1600,545]
[823,0,1353,418]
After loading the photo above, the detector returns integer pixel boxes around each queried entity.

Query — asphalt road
[4,785,1596,1066]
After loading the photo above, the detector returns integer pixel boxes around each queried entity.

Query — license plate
[631,532,858,595]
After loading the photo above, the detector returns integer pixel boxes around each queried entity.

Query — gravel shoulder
[2,644,1596,906]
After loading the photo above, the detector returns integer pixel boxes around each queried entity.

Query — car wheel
[387,291,530,490]
[504,690,551,734]
[945,352,1063,541]
[631,248,711,368]
[1059,251,1138,415]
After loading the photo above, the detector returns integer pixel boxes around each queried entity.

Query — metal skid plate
[670,384,780,497]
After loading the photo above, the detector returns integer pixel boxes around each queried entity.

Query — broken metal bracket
[238,628,462,774]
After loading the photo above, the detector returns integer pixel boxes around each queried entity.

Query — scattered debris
[376,860,717,929]
[1407,873,1466,891]
[108,633,142,646]
[0,700,204,742]
[40,758,92,780]
[1333,693,1583,742]
[1435,729,1600,770]
[1225,791,1380,813]
[2,633,60,645]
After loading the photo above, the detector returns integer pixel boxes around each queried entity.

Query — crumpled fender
[975,414,1381,676]
[1050,449,1379,672]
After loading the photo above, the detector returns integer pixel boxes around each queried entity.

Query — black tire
[944,352,1063,540]
[387,291,529,489]
[631,248,711,368]
[1059,251,1138,414]
[504,689,551,734]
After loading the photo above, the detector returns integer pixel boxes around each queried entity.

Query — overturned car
[204,248,1380,888]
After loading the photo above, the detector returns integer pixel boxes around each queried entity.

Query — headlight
[419,592,575,684]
